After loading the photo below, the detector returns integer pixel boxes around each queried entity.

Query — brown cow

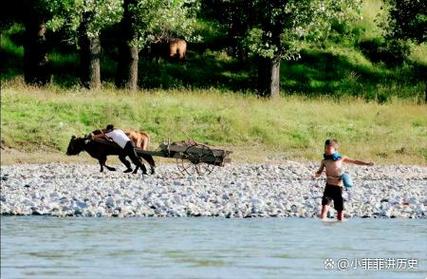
[149,38,187,62]
[169,38,187,60]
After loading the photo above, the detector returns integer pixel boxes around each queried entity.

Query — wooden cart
[136,139,232,175]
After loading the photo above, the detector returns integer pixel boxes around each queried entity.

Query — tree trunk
[257,57,280,98]
[116,45,139,90]
[78,12,101,89]
[425,81,427,103]
[23,11,49,85]
[228,19,247,64]
[115,0,139,90]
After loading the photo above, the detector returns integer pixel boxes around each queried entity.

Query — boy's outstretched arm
[343,157,374,166]
[314,161,325,177]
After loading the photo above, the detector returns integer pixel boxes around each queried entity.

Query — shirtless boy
[315,139,374,221]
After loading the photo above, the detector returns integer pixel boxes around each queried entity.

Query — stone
[0,162,425,219]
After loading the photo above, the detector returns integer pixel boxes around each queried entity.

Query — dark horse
[66,135,156,174]
[89,129,155,174]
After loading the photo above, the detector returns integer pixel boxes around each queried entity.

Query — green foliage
[348,0,385,40]
[191,19,227,46]
[44,0,123,42]
[241,0,362,60]
[128,0,199,48]
[358,37,410,66]
[0,24,24,79]
[409,43,427,66]
[384,0,427,43]
[2,25,425,101]
[1,0,426,98]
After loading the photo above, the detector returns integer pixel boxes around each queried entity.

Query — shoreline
[2,148,426,166]
[1,162,426,218]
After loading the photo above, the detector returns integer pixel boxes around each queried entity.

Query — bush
[359,38,410,66]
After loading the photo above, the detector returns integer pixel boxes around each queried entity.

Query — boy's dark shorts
[322,184,344,211]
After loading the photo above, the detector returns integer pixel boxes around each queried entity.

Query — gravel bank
[1,163,426,218]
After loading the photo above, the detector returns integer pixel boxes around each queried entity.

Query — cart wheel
[176,144,215,175]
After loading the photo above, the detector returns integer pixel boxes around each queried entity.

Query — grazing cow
[66,135,155,175]
[149,38,187,62]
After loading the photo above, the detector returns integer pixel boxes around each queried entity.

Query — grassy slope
[1,86,426,165]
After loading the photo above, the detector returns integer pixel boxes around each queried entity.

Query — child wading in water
[315,139,374,221]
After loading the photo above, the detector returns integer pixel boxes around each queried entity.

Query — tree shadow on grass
[1,26,423,99]
[280,48,423,98]
[137,50,255,91]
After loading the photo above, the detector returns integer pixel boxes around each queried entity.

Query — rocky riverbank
[1,163,426,218]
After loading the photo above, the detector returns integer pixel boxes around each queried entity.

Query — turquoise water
[1,217,426,278]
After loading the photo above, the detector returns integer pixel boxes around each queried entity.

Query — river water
[1,217,426,278]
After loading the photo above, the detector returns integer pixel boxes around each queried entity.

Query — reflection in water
[1,217,426,278]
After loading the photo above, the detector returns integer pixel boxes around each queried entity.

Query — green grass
[1,84,426,165]
[409,43,427,66]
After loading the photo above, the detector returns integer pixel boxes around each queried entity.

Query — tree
[386,0,426,43]
[115,0,139,90]
[46,0,123,89]
[2,0,50,85]
[238,0,361,97]
[23,6,50,85]
[385,0,427,102]
[115,0,198,90]
[200,0,253,62]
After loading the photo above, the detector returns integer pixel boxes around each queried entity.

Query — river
[1,217,426,278]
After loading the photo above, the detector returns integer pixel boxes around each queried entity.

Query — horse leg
[123,142,147,176]
[132,157,140,174]
[100,156,116,171]
[119,155,133,173]
[132,164,139,174]
[105,164,117,171]
[131,138,142,175]
[130,155,146,175]
[141,153,156,174]
[99,160,104,172]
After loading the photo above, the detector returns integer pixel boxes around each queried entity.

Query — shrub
[359,37,410,66]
